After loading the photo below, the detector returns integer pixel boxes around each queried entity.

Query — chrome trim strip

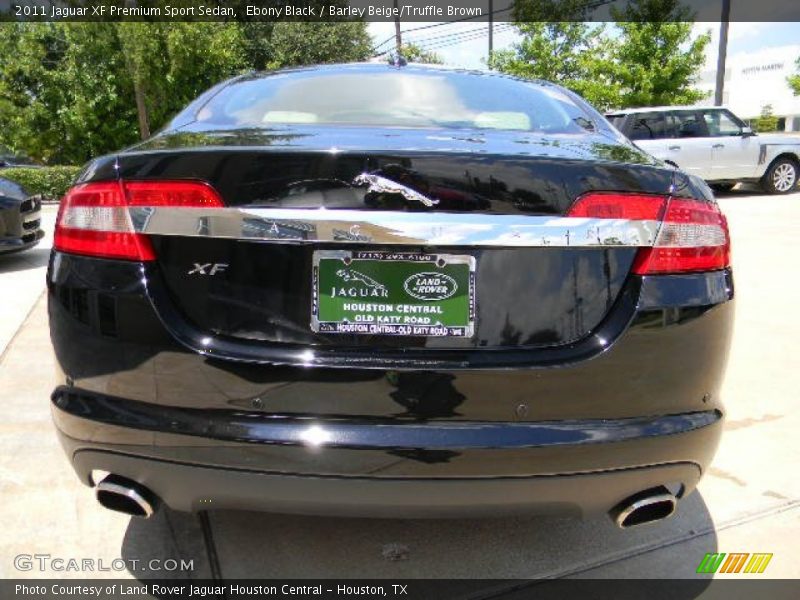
[128,207,660,247]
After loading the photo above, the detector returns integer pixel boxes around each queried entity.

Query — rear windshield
[195,68,597,134]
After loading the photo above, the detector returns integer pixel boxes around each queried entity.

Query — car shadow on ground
[120,490,717,593]
[0,246,50,273]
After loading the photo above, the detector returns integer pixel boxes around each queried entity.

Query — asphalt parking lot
[1,189,799,583]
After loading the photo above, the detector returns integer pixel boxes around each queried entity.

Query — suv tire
[762,157,798,194]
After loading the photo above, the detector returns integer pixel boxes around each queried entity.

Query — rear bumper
[54,391,722,516]
[48,252,734,517]
[70,448,701,518]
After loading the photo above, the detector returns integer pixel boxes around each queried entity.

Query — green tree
[608,0,711,107]
[231,0,370,70]
[0,23,134,164]
[0,19,372,163]
[262,22,371,70]
[398,43,443,65]
[754,105,779,132]
[492,0,710,111]
[0,22,245,162]
[511,0,599,21]
[110,22,249,140]
[491,0,621,107]
[489,22,619,109]
[788,57,800,96]
[115,23,164,140]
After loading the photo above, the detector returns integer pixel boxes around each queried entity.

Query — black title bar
[5,579,800,600]
[3,1,800,23]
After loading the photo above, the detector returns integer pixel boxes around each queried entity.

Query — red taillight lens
[55,180,223,261]
[632,198,730,274]
[567,192,730,275]
[567,192,668,221]
[123,180,224,207]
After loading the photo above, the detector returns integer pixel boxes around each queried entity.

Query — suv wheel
[763,157,798,194]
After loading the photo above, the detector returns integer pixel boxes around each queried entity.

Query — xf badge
[188,263,228,276]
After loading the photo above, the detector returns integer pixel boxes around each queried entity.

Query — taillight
[567,192,668,221]
[632,198,730,274]
[55,180,223,261]
[568,192,730,275]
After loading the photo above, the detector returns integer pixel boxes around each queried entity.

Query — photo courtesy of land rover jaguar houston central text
[48,63,733,528]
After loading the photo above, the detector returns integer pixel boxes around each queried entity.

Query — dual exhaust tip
[93,474,677,527]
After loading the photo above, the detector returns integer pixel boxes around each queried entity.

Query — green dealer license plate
[312,250,476,337]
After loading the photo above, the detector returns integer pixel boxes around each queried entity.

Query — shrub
[0,165,82,201]
[754,105,779,133]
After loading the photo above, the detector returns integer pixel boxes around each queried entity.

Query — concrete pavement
[0,192,798,582]
[0,207,56,357]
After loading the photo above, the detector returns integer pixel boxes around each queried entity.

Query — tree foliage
[0,165,83,200]
[489,22,619,109]
[398,43,444,65]
[754,105,779,133]
[263,23,371,70]
[789,56,800,96]
[0,20,371,163]
[608,0,710,108]
[492,0,710,111]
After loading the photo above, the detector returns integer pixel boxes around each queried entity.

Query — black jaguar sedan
[48,63,733,528]
[1,176,44,255]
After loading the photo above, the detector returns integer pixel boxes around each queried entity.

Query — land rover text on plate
[48,64,733,528]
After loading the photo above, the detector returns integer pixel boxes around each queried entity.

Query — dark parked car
[49,64,733,528]
[0,149,36,168]
[0,177,44,254]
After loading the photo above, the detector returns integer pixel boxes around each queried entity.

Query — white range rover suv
[607,106,800,194]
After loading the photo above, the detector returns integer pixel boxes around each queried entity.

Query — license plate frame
[311,250,476,337]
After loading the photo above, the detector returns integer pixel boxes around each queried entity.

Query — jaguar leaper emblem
[332,268,389,298]
[336,268,386,291]
[352,172,439,207]
[404,272,458,301]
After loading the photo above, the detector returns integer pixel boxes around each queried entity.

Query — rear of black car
[48,65,733,525]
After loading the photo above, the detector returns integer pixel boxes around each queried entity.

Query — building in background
[696,45,800,132]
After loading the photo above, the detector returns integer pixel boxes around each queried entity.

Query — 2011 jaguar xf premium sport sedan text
[48,63,733,528]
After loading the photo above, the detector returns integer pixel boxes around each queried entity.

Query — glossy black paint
[69,449,703,517]
[84,129,713,212]
[53,386,721,450]
[0,177,44,254]
[70,67,715,355]
[87,128,706,353]
[49,249,732,479]
[153,239,637,353]
[49,64,733,516]
[79,66,713,209]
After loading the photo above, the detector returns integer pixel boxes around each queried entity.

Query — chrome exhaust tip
[95,474,158,518]
[611,486,677,528]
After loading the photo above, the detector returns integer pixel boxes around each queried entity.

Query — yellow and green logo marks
[697,552,773,574]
